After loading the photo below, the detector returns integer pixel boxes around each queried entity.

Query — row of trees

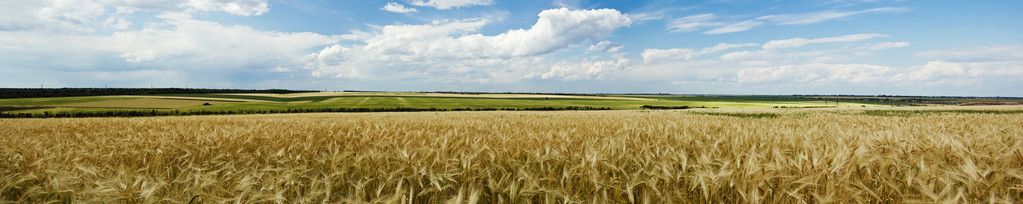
[0,106,612,118]
[366,91,613,97]
[793,94,1023,99]
[640,105,709,109]
[0,88,318,99]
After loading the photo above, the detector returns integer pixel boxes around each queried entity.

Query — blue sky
[2,0,1022,96]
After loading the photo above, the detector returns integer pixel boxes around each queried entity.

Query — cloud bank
[410,0,494,9]
[304,8,631,78]
[382,2,418,13]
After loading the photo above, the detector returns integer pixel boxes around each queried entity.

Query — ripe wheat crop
[2,110,1022,202]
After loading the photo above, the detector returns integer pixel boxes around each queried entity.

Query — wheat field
[2,110,1022,203]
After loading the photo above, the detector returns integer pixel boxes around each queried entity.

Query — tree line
[640,105,709,109]
[344,90,613,97]
[0,88,318,99]
[0,106,612,118]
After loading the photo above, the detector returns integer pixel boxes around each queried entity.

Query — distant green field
[0,96,140,106]
[614,95,882,108]
[0,93,889,117]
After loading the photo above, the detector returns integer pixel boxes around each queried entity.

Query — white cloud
[703,43,759,53]
[763,33,888,49]
[97,0,270,16]
[719,44,1023,91]
[381,2,417,13]
[892,46,1023,87]
[103,7,135,30]
[2,1,1019,95]
[0,0,270,33]
[643,43,757,63]
[666,7,908,35]
[865,41,910,50]
[589,41,624,53]
[703,20,763,34]
[106,14,339,68]
[736,64,893,84]
[666,14,720,32]
[486,8,631,56]
[892,61,965,82]
[889,60,1023,87]
[630,36,1023,92]
[184,0,269,16]
[0,9,339,87]
[627,9,669,22]
[717,36,907,66]
[0,0,108,33]
[534,58,631,81]
[667,16,765,35]
[304,8,631,79]
[36,0,106,26]
[758,7,908,25]
[721,50,826,63]
[410,0,493,9]
[642,49,699,63]
[915,45,1023,62]
[0,1,39,31]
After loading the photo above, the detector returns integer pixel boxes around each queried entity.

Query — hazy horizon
[2,0,1022,96]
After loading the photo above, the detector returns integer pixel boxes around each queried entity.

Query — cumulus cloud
[723,43,1023,92]
[626,35,1023,94]
[533,58,631,81]
[891,61,965,82]
[183,0,269,16]
[888,60,1023,87]
[107,14,339,66]
[410,0,493,9]
[0,0,270,33]
[101,0,271,16]
[0,0,107,33]
[763,33,888,49]
[0,3,339,87]
[3,1,1018,95]
[304,8,631,79]
[381,2,417,13]
[642,49,699,63]
[758,7,908,25]
[892,46,1023,87]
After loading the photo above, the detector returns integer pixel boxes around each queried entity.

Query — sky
[1,0,1022,96]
